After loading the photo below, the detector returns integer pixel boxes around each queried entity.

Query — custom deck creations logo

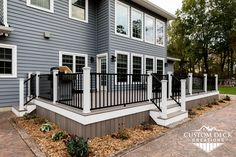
[184,126,231,152]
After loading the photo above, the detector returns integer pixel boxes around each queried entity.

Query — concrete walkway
[0,112,35,157]
[123,96,236,157]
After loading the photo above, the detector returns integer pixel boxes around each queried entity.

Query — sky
[149,0,182,15]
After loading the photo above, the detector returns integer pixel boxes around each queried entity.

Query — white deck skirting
[33,91,219,125]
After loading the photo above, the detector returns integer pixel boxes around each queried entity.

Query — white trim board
[186,91,219,102]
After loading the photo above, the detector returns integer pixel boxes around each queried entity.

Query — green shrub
[140,122,153,131]
[206,103,213,108]
[219,100,225,103]
[40,123,52,133]
[65,135,89,157]
[117,129,129,140]
[52,131,67,141]
[23,113,37,120]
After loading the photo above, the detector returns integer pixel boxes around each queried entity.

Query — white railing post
[167,72,173,99]
[83,67,91,113]
[19,78,24,111]
[36,71,40,98]
[53,70,59,104]
[27,72,32,101]
[3,0,8,27]
[161,80,168,119]
[147,71,152,102]
[188,73,193,95]
[204,74,207,93]
[215,74,218,91]
[181,79,186,112]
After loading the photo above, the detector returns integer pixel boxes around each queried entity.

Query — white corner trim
[144,14,155,44]
[34,99,156,125]
[131,53,144,75]
[115,0,130,38]
[0,43,17,78]
[68,0,88,23]
[131,7,144,41]
[156,57,165,74]
[59,51,88,73]
[156,19,165,47]
[144,55,155,73]
[26,0,54,13]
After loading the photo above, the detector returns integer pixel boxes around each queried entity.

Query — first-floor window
[0,44,17,78]
[117,54,128,82]
[27,0,53,12]
[145,58,154,72]
[60,52,87,73]
[156,59,164,75]
[132,55,142,82]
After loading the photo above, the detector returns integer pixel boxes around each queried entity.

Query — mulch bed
[14,97,232,157]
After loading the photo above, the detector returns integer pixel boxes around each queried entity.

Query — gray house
[0,0,219,138]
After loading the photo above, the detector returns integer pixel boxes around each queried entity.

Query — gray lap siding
[0,0,107,107]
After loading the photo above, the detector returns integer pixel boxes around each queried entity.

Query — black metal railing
[90,73,148,110]
[151,74,164,111]
[38,74,53,101]
[171,75,181,106]
[207,76,216,91]
[24,74,36,105]
[57,73,83,109]
[192,76,205,94]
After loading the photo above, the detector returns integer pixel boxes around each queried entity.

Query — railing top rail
[171,74,181,82]
[90,73,149,76]
[57,72,83,75]
[24,74,36,84]
[151,74,162,84]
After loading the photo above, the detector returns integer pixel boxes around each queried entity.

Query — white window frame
[156,57,165,75]
[115,50,130,84]
[69,0,89,23]
[156,19,165,47]
[26,0,54,13]
[59,51,88,73]
[131,7,143,41]
[144,55,155,73]
[115,0,130,38]
[144,14,155,44]
[0,44,17,78]
[96,53,108,73]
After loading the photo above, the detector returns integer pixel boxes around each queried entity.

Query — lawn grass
[219,86,236,95]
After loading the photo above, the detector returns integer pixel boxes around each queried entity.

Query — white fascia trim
[144,55,155,73]
[156,56,165,74]
[131,7,144,41]
[59,51,88,73]
[131,53,144,75]
[156,19,165,47]
[26,0,54,13]
[69,0,88,23]
[144,14,155,44]
[34,99,156,125]
[115,50,130,84]
[96,53,108,73]
[0,43,17,78]
[115,0,130,38]
[186,91,219,102]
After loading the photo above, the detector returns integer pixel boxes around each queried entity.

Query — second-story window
[145,14,155,44]
[69,0,88,22]
[131,8,143,41]
[115,1,130,37]
[27,0,54,12]
[156,19,165,46]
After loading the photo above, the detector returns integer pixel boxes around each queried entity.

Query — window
[131,54,143,82]
[69,0,88,22]
[115,1,130,37]
[27,0,54,12]
[116,52,129,82]
[156,19,165,46]
[145,57,154,73]
[156,58,164,75]
[59,52,88,73]
[0,44,17,78]
[131,8,143,40]
[145,14,155,44]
